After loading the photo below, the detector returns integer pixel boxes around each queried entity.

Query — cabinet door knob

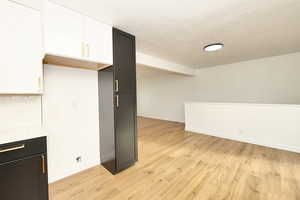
[38,76,43,92]
[86,43,90,58]
[81,42,85,58]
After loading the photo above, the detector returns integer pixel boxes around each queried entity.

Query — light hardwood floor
[49,117,300,200]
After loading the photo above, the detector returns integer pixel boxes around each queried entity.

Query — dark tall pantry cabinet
[99,28,137,174]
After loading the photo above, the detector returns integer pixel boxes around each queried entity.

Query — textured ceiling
[53,0,300,68]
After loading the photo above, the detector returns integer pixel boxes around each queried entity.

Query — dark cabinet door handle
[115,80,119,92]
[41,155,46,174]
[116,95,119,107]
[0,144,25,153]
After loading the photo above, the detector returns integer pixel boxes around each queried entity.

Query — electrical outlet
[76,156,82,163]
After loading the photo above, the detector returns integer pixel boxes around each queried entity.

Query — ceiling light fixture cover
[204,43,224,52]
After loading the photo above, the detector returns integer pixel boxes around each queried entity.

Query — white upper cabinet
[0,0,43,94]
[84,17,113,64]
[44,1,113,69]
[44,1,84,59]
[9,0,42,10]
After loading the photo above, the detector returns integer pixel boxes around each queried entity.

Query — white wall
[185,102,300,153]
[137,52,300,122]
[43,65,100,183]
[0,95,42,143]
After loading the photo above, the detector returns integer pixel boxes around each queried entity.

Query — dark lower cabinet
[0,137,48,200]
[99,28,137,174]
[115,93,137,171]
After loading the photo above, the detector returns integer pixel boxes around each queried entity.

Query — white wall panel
[185,102,300,153]
[43,65,100,183]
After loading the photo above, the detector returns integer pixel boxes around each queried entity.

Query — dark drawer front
[0,137,47,164]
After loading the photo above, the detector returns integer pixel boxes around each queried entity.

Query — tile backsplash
[0,96,42,137]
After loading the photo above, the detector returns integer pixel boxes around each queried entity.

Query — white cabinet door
[44,1,84,58]
[85,17,113,64]
[0,0,43,94]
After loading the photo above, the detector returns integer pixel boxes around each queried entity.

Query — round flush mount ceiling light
[203,43,224,52]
